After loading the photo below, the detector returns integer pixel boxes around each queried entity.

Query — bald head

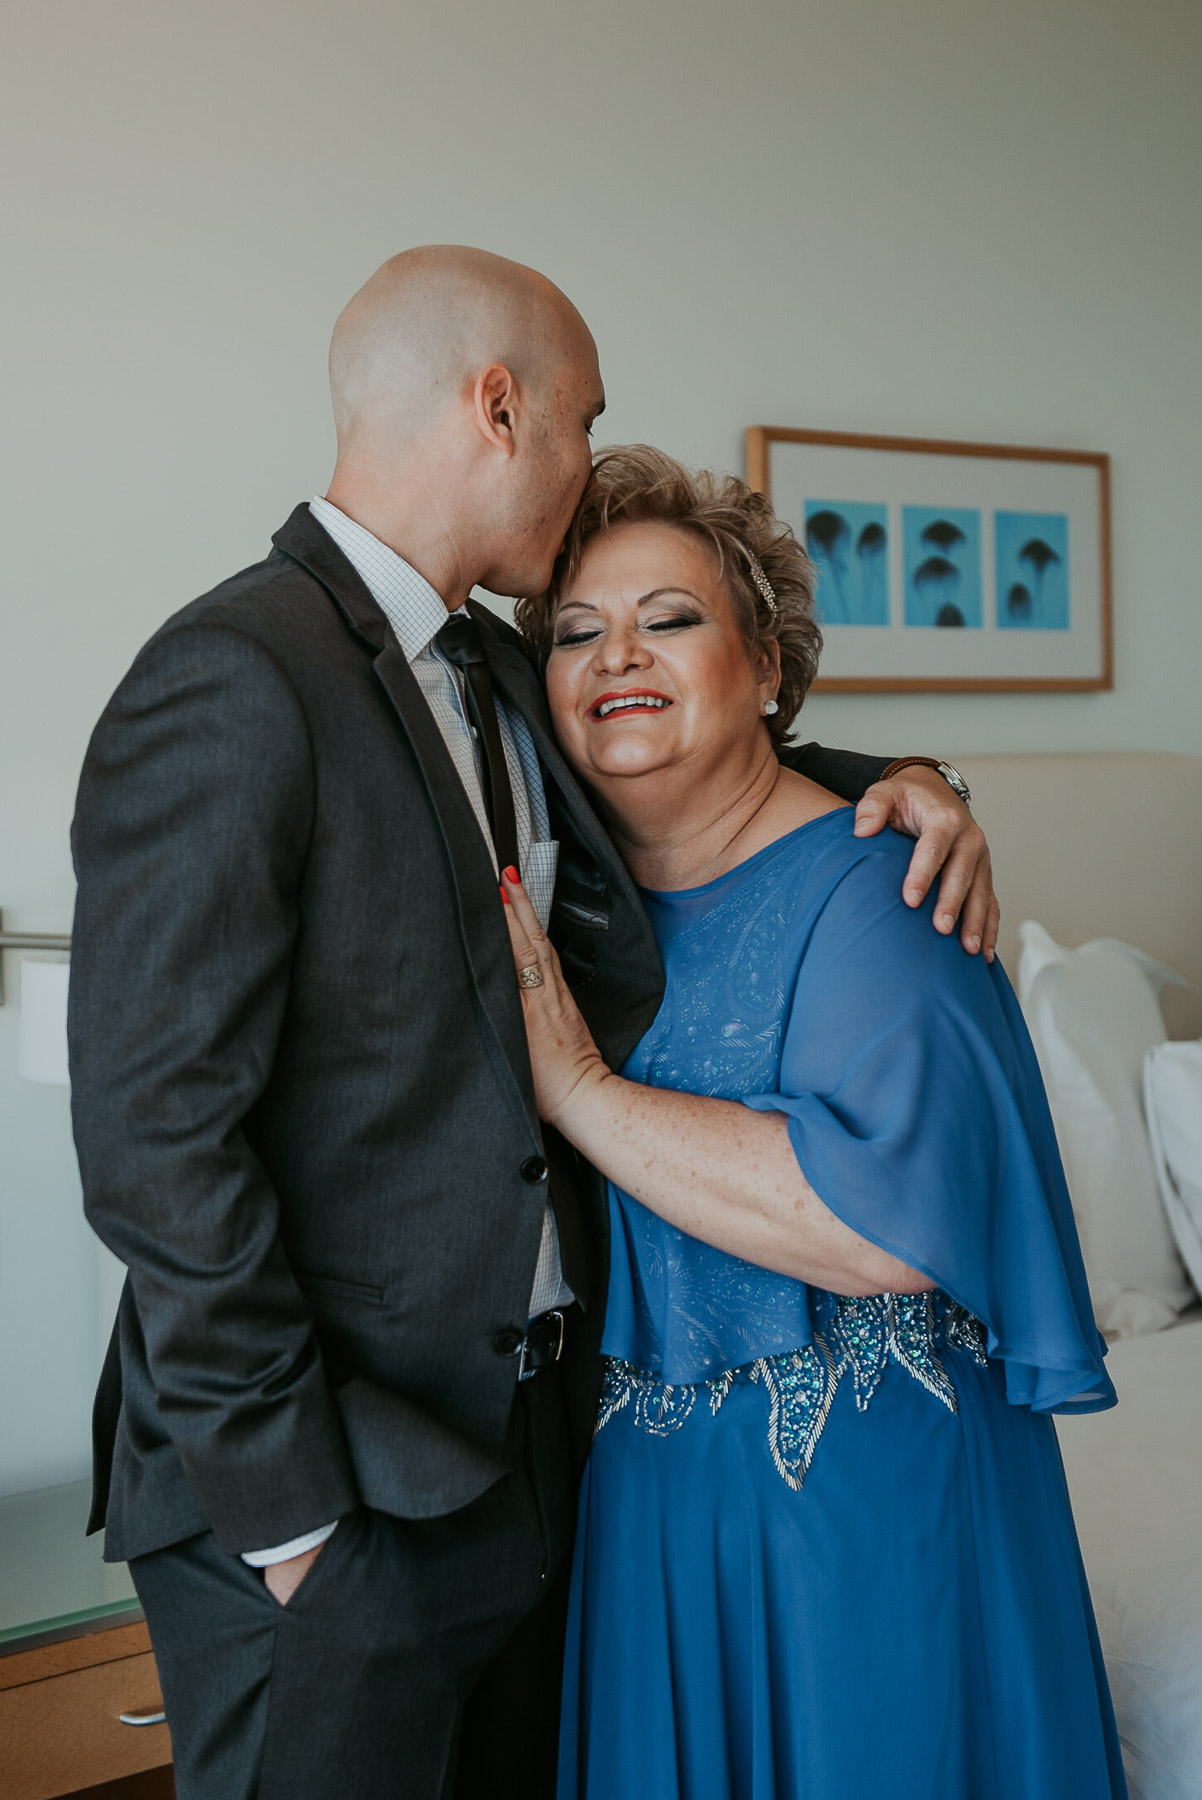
[324,247,604,605]
[329,245,595,455]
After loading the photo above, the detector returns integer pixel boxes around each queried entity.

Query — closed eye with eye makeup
[552,589,707,649]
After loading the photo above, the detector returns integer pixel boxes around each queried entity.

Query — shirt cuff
[240,1520,340,1567]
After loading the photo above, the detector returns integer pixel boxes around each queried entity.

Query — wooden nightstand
[0,1482,173,1800]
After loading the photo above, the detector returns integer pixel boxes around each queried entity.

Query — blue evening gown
[557,810,1127,1800]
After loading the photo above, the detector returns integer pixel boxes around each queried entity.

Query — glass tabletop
[0,1477,138,1649]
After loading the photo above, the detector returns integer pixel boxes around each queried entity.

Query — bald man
[70,247,996,1799]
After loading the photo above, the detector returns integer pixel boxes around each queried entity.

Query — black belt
[518,1309,567,1381]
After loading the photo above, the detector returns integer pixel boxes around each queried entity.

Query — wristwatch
[878,756,972,809]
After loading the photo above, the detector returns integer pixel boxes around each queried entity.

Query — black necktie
[435,613,520,875]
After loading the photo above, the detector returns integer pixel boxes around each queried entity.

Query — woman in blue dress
[505,447,1127,1800]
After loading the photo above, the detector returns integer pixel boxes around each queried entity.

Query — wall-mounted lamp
[1,911,72,1086]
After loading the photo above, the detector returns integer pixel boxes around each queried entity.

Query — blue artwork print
[995,512,1070,629]
[903,507,982,628]
[804,501,889,625]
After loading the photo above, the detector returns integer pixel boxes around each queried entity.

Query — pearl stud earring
[763,700,779,716]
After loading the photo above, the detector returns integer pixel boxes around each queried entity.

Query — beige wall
[958,753,1202,1039]
[1,0,1200,1492]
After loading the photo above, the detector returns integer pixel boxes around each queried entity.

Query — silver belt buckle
[518,1309,565,1381]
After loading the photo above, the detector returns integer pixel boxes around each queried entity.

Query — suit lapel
[272,508,541,1136]
[474,610,665,1073]
[369,640,543,1132]
[273,506,664,1104]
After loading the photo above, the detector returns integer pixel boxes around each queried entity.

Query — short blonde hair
[515,445,822,746]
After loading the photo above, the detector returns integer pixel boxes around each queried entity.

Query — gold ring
[519,964,544,990]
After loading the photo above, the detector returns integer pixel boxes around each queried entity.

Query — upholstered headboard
[956,752,1202,1038]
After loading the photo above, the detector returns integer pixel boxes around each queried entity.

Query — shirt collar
[308,495,462,663]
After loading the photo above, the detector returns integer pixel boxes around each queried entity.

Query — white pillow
[1144,1041,1202,1300]
[1018,922,1194,1338]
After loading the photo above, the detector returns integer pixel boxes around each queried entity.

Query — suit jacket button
[494,1328,523,1358]
[520,1156,548,1184]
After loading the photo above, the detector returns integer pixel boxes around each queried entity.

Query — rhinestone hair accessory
[746,553,778,614]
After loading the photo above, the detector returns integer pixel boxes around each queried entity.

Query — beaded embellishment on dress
[597,1291,988,1492]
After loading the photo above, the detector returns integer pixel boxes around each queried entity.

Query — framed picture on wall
[745,427,1112,692]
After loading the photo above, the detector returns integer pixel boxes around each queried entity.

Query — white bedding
[1057,1316,1202,1800]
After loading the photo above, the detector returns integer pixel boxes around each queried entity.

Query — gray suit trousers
[131,1367,574,1800]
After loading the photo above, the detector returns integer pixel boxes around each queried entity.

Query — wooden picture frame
[746,426,1112,693]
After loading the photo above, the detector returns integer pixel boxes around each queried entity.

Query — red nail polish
[503,866,519,884]
[499,887,509,905]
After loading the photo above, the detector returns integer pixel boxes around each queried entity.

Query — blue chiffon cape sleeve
[743,829,1114,1414]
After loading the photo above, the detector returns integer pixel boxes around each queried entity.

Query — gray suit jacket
[69,505,889,1563]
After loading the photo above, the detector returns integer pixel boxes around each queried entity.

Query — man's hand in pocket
[265,1542,325,1606]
